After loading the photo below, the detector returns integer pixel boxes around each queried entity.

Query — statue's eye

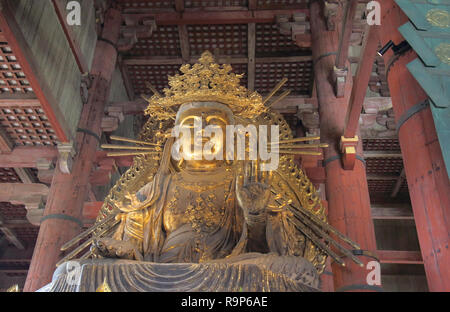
[206,116,227,126]
[180,116,200,128]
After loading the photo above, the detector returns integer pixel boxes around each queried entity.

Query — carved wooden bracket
[333,66,348,98]
[57,142,76,174]
[0,183,49,226]
[340,135,359,170]
[276,13,311,48]
[324,0,342,31]
[118,18,156,52]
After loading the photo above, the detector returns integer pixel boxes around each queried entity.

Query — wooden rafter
[344,25,380,138]
[0,214,25,250]
[118,55,135,100]
[335,0,358,69]
[391,168,406,198]
[51,0,89,74]
[178,25,190,63]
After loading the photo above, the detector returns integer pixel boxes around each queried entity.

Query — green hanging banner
[396,0,450,178]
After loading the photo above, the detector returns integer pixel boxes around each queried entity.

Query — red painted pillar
[24,9,122,292]
[379,1,450,292]
[309,1,380,292]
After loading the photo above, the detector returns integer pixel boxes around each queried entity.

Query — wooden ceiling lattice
[0,168,20,183]
[185,0,248,7]
[0,42,33,94]
[366,158,404,175]
[255,23,305,55]
[128,25,181,57]
[128,64,181,95]
[0,202,26,220]
[14,226,39,241]
[188,24,248,56]
[117,0,175,9]
[257,0,308,7]
[128,63,249,96]
[0,106,59,146]
[363,138,401,151]
[368,180,408,194]
[255,61,312,95]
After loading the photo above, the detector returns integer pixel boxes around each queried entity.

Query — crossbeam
[122,9,309,25]
[377,250,423,264]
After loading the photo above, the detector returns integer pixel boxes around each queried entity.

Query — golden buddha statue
[45,52,363,292]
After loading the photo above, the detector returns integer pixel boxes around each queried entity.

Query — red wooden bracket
[340,135,358,170]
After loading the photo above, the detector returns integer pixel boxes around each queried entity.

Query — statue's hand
[91,237,144,261]
[236,161,272,224]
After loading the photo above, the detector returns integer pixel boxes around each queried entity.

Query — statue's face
[175,104,232,170]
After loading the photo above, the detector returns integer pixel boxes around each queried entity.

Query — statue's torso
[158,167,243,262]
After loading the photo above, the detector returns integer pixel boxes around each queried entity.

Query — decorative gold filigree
[426,9,450,28]
[143,51,267,120]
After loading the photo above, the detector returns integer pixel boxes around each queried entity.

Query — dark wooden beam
[51,0,89,74]
[378,250,423,264]
[0,215,25,250]
[175,0,185,12]
[343,25,380,139]
[248,0,258,10]
[371,204,414,220]
[247,23,256,92]
[0,0,70,142]
[0,126,13,153]
[0,146,57,168]
[118,55,135,101]
[14,168,36,184]
[391,167,406,198]
[0,94,41,107]
[122,9,309,26]
[178,25,190,62]
[123,55,312,66]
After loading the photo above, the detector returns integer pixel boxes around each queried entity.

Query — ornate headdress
[143,51,267,121]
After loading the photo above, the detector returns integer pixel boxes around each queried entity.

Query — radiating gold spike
[61,213,117,251]
[145,81,162,98]
[110,135,162,147]
[287,207,364,267]
[270,189,361,250]
[57,220,120,266]
[279,151,322,156]
[263,78,288,105]
[96,278,112,292]
[101,144,158,151]
[265,90,291,108]
[278,143,329,149]
[270,136,321,144]
[287,214,346,267]
[7,284,20,292]
[107,151,161,157]
[78,249,93,260]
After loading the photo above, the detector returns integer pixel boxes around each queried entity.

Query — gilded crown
[144,51,267,121]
